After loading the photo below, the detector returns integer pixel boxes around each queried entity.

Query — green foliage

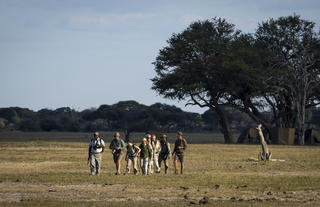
[0,102,221,133]
[152,14,320,144]
[255,14,320,144]
[40,119,61,131]
[255,14,320,106]
[0,108,20,124]
[152,18,240,102]
[152,18,256,143]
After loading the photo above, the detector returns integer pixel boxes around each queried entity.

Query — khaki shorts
[113,152,123,163]
[174,153,184,163]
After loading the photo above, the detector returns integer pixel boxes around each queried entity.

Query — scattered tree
[255,14,320,144]
[152,18,243,143]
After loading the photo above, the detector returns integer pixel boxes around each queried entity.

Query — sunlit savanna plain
[0,132,319,207]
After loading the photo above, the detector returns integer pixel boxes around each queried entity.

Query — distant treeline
[0,100,319,133]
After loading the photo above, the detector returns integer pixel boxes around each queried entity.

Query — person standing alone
[172,132,187,174]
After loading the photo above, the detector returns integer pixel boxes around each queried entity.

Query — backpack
[127,144,138,157]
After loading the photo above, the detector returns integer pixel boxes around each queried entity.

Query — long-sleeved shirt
[150,140,161,156]
[139,143,152,159]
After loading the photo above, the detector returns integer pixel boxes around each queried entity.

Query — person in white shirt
[88,132,105,175]
[149,134,161,174]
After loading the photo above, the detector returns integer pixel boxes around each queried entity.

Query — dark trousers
[158,154,169,172]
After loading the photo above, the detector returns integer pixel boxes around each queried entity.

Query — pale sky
[1,0,319,113]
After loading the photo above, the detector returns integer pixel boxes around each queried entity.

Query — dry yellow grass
[0,140,319,207]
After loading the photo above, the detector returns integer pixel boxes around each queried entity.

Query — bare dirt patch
[0,182,319,204]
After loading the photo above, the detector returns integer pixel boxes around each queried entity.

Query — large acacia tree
[255,15,320,145]
[152,18,242,143]
[152,15,320,145]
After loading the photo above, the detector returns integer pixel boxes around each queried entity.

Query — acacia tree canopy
[255,14,320,144]
[152,15,320,145]
[152,18,246,143]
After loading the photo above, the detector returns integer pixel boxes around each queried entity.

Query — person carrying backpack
[125,139,141,175]
[88,132,105,176]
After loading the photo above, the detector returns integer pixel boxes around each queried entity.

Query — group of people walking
[88,131,187,176]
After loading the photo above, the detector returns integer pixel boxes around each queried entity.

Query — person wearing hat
[139,138,152,175]
[109,132,126,175]
[88,132,105,175]
[172,131,187,174]
[158,134,171,174]
[125,139,141,175]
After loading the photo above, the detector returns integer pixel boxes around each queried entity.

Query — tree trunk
[256,124,271,160]
[215,106,234,144]
[296,87,307,145]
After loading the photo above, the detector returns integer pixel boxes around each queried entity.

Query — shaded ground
[0,131,227,143]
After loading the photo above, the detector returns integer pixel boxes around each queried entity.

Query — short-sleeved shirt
[109,138,126,152]
[174,138,187,154]
[89,138,105,154]
[127,144,138,158]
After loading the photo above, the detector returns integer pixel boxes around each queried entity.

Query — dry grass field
[0,133,319,206]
